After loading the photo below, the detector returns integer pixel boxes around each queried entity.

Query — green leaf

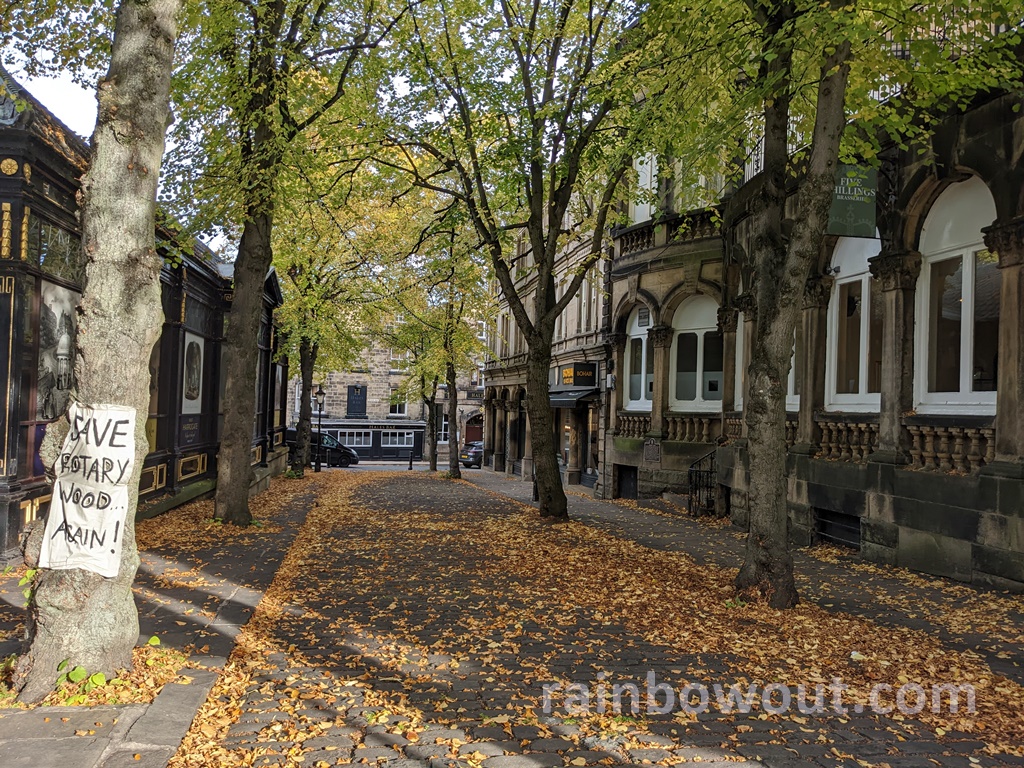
[89,672,106,687]
[147,635,161,646]
[57,659,69,673]
[67,666,88,684]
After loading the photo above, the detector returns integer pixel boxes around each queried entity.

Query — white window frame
[786,328,801,412]
[389,390,407,417]
[825,237,883,413]
[913,177,998,415]
[382,431,415,448]
[914,247,997,414]
[734,311,746,409]
[630,154,658,225]
[624,306,653,412]
[669,295,723,413]
[437,412,450,444]
[338,430,372,447]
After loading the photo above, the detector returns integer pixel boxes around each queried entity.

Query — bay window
[670,295,723,411]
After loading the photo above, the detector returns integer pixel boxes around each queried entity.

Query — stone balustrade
[724,415,743,441]
[665,413,721,443]
[816,417,879,462]
[904,422,995,473]
[617,224,655,257]
[618,413,652,439]
[785,417,799,448]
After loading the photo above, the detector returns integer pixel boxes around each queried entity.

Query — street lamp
[314,384,326,473]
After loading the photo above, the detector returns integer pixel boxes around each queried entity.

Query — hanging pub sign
[827,165,877,238]
[560,363,597,387]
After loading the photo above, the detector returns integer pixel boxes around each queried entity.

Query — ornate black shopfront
[0,69,288,558]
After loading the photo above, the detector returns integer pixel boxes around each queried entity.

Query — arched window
[670,295,723,411]
[625,305,653,410]
[826,236,883,411]
[915,177,999,413]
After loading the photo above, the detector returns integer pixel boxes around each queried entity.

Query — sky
[16,69,97,138]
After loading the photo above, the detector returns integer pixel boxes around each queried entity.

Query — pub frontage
[0,69,288,559]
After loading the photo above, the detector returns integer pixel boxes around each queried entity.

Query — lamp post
[314,384,326,473]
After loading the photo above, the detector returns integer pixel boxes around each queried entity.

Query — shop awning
[549,388,600,408]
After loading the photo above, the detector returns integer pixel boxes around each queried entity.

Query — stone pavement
[0,486,314,767]
[0,471,1022,768]
[182,471,1022,768]
[461,470,1024,686]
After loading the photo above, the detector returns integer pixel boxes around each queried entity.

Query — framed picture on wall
[37,281,80,421]
[182,331,205,415]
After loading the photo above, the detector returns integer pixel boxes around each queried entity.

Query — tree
[163,0,403,524]
[273,172,385,475]
[369,0,646,517]
[11,0,181,701]
[649,0,1023,607]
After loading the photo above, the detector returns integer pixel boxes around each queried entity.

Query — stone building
[482,76,1024,589]
[483,238,608,489]
[286,339,485,462]
[0,70,288,558]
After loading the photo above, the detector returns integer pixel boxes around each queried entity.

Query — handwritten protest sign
[38,402,136,578]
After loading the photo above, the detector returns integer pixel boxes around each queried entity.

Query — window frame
[914,245,998,414]
[623,306,653,412]
[668,296,723,413]
[824,237,883,413]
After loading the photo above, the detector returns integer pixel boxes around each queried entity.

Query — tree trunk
[736,36,852,610]
[525,336,566,518]
[14,0,179,703]
[215,209,274,525]
[290,336,317,475]
[446,360,461,479]
[424,382,438,472]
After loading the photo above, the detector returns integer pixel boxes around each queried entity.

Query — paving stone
[458,741,515,757]
[472,727,512,740]
[529,738,575,753]
[407,743,452,760]
[99,748,176,768]
[626,748,672,762]
[354,746,405,761]
[512,727,544,740]
[482,755,564,768]
[365,733,411,747]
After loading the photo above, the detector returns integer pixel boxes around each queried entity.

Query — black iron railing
[687,449,717,516]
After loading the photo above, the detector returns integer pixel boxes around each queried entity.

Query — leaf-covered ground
[164,471,1024,768]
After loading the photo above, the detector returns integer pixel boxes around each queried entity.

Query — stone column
[647,325,674,439]
[607,333,626,436]
[482,400,490,461]
[493,399,507,473]
[868,250,922,462]
[793,275,833,453]
[566,408,582,484]
[521,410,534,481]
[734,293,756,439]
[505,401,517,476]
[719,307,739,413]
[983,217,1024,471]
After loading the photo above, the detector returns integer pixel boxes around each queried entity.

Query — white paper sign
[38,402,136,578]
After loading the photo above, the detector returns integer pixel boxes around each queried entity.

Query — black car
[285,428,360,468]
[459,440,484,468]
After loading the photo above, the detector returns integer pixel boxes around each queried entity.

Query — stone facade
[482,84,1024,590]
[287,340,485,461]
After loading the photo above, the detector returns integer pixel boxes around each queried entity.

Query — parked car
[285,428,360,468]
[459,441,484,469]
